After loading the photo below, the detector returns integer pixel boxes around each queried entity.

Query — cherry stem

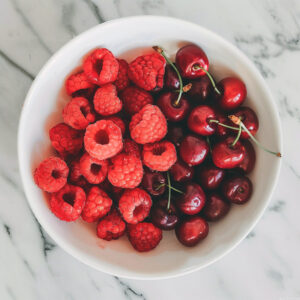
[156,182,183,194]
[153,46,184,106]
[231,123,242,147]
[167,172,171,211]
[209,119,242,131]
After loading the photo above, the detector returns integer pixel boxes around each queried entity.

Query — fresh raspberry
[34,157,69,192]
[108,153,143,189]
[50,184,86,222]
[81,186,112,222]
[79,152,108,184]
[142,141,177,171]
[97,209,126,241]
[123,139,141,158]
[127,222,162,252]
[49,123,84,157]
[114,59,130,92]
[83,48,119,85]
[69,157,89,188]
[84,120,123,160]
[65,72,94,96]
[104,116,126,135]
[118,188,152,224]
[63,97,95,130]
[129,104,167,144]
[128,52,166,91]
[121,86,153,115]
[93,84,122,116]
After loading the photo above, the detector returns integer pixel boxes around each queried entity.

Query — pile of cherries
[143,45,281,247]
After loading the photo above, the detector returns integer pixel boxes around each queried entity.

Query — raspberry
[79,152,108,184]
[104,116,126,135]
[114,59,130,92]
[128,52,166,91]
[142,141,177,171]
[127,222,162,252]
[34,157,69,192]
[121,86,153,115]
[50,184,86,222]
[129,104,167,144]
[123,139,141,158]
[108,153,143,189]
[63,97,95,130]
[118,188,152,224]
[84,120,123,160]
[69,157,88,188]
[93,84,122,116]
[97,209,126,241]
[65,72,94,96]
[83,48,119,85]
[49,123,84,157]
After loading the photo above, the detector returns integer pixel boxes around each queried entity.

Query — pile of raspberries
[34,48,170,252]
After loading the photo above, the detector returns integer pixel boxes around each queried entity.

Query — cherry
[236,140,256,174]
[175,44,209,79]
[176,182,206,215]
[217,77,247,111]
[187,105,216,136]
[164,64,180,90]
[179,135,209,166]
[170,160,194,182]
[214,109,231,137]
[212,136,245,169]
[222,175,253,204]
[202,192,230,221]
[197,164,225,190]
[141,169,166,196]
[175,215,209,247]
[151,198,178,230]
[188,76,212,101]
[166,125,185,147]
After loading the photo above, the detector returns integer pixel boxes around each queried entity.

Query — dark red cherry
[217,77,247,111]
[166,125,185,147]
[197,165,225,190]
[175,44,209,79]
[157,92,190,122]
[151,198,178,230]
[175,215,209,247]
[222,175,253,204]
[179,135,209,166]
[202,193,230,221]
[176,183,206,215]
[214,109,230,137]
[164,64,180,90]
[187,105,216,136]
[236,140,256,174]
[170,160,194,182]
[188,76,212,101]
[141,169,166,196]
[212,136,245,169]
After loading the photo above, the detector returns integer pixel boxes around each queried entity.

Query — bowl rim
[18,15,282,280]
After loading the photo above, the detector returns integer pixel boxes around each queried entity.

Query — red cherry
[176,183,206,215]
[187,105,216,136]
[179,135,209,166]
[141,169,166,196]
[166,125,185,147]
[197,164,225,190]
[188,76,212,101]
[212,136,245,169]
[170,160,194,182]
[222,175,253,204]
[214,109,231,137]
[175,44,209,79]
[175,215,209,247]
[202,193,230,221]
[236,140,256,174]
[217,77,247,111]
[164,64,180,90]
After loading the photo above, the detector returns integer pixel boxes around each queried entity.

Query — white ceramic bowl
[18,16,282,279]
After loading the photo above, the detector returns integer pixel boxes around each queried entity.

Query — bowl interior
[18,16,281,279]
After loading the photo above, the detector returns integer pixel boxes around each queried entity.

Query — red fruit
[127,222,162,252]
[123,139,141,158]
[128,52,166,91]
[79,152,108,184]
[197,165,225,190]
[142,141,177,171]
[217,77,247,111]
[170,160,194,182]
[34,157,69,192]
[202,193,230,222]
[65,72,94,96]
[188,76,212,101]
[166,125,185,147]
[164,64,180,90]
[114,59,130,92]
[49,123,84,157]
[215,110,231,137]
[93,84,122,116]
[50,184,86,222]
[81,186,112,222]
[236,140,256,174]
[119,188,152,224]
[97,209,126,241]
[63,97,95,130]
[84,120,123,160]
[129,104,167,144]
[83,48,119,85]
[121,86,153,116]
[69,158,88,188]
[175,44,209,79]
[108,153,143,189]
[141,169,166,196]
[104,116,126,135]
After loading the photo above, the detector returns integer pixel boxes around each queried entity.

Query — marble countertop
[1,0,300,299]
